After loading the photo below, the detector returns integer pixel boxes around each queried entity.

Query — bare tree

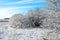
[44,0,60,32]
[45,0,60,12]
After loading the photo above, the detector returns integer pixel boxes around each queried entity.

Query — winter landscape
[0,0,60,40]
[0,8,60,40]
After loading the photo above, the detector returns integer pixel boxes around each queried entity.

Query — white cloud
[0,5,37,19]
[0,8,13,19]
[0,0,44,19]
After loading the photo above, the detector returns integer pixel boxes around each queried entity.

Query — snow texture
[0,24,51,40]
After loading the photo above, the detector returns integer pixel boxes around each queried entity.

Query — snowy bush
[9,14,23,29]
[9,9,46,29]
[24,10,46,28]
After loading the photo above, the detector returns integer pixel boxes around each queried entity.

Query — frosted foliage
[9,9,60,32]
[24,10,46,28]
[9,14,23,29]
[9,10,46,29]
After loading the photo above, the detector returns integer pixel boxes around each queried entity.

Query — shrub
[9,14,23,29]
[9,9,46,29]
[22,9,46,28]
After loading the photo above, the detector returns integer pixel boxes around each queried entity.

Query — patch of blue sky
[0,0,47,19]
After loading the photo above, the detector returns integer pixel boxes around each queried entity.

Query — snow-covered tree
[9,9,46,29]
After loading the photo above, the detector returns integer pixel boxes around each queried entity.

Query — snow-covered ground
[0,22,60,40]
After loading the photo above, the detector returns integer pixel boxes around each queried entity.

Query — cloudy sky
[0,0,46,19]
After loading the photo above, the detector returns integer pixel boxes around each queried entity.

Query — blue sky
[0,0,47,19]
